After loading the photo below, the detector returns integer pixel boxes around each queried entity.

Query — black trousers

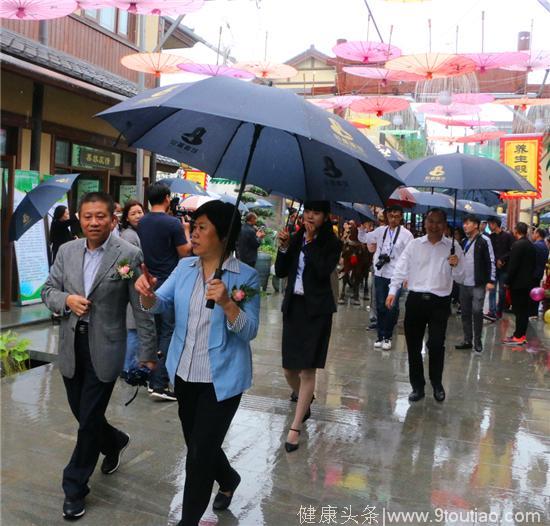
[511,288,530,338]
[404,291,451,391]
[175,377,241,526]
[62,326,123,499]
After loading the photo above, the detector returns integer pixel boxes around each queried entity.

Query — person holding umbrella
[275,201,342,452]
[50,205,77,264]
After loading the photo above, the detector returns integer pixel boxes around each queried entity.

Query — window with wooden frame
[81,8,136,42]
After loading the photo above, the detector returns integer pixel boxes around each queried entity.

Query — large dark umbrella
[441,188,501,207]
[160,177,208,196]
[9,173,79,241]
[98,77,403,307]
[457,199,498,219]
[375,143,408,168]
[332,202,375,222]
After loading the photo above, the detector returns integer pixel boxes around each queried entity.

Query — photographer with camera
[367,205,413,350]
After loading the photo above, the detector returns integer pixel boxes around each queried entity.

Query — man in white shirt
[367,206,413,350]
[386,208,465,403]
[357,219,374,301]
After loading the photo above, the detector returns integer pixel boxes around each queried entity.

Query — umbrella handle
[205,268,224,310]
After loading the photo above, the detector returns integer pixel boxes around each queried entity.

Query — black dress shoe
[290,391,298,402]
[284,428,301,452]
[63,497,86,521]
[213,472,241,511]
[408,389,425,402]
[433,386,446,402]
[101,432,130,474]
[455,342,473,350]
[474,344,483,353]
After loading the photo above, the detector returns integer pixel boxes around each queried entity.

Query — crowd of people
[42,184,549,524]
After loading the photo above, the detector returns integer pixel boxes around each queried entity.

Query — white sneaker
[382,339,392,350]
[374,339,383,348]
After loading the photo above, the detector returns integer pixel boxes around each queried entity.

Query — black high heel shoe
[302,395,315,423]
[284,428,301,452]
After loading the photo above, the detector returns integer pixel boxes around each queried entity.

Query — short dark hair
[385,205,404,215]
[515,222,528,236]
[192,200,242,254]
[463,214,480,226]
[121,199,144,229]
[535,227,547,239]
[488,216,501,227]
[426,208,447,222]
[78,192,114,215]
[53,205,67,221]
[146,182,171,206]
[245,212,257,223]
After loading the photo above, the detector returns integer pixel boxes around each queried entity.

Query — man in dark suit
[237,212,266,267]
[503,222,536,345]
[42,192,157,520]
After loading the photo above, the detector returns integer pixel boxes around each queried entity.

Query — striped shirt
[176,256,247,383]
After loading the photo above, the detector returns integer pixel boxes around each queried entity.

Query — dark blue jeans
[488,269,507,316]
[149,306,175,390]
[375,276,402,341]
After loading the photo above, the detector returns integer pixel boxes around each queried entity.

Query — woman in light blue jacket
[136,201,260,526]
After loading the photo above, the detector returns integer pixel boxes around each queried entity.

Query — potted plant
[0,331,30,377]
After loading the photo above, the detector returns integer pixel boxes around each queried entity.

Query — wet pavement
[2,292,550,526]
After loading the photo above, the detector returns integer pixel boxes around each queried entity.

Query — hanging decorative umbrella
[427,136,459,144]
[349,117,391,129]
[502,50,550,72]
[460,52,530,73]
[452,93,494,104]
[385,53,476,80]
[113,0,204,15]
[493,98,550,111]
[325,95,364,111]
[0,0,77,19]
[75,0,115,7]
[121,52,191,77]
[178,63,255,80]
[418,102,481,117]
[307,99,337,110]
[426,117,495,128]
[350,96,410,117]
[332,41,401,64]
[455,131,507,144]
[235,61,297,79]
[343,66,424,86]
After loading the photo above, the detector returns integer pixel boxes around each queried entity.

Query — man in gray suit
[42,192,157,521]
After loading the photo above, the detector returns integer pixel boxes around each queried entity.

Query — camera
[375,253,391,270]
[125,366,151,387]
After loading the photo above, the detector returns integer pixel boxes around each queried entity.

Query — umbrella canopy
[458,199,497,218]
[332,41,401,63]
[428,136,460,144]
[396,153,536,192]
[97,76,403,206]
[502,50,550,72]
[385,53,476,79]
[248,198,273,209]
[159,177,208,195]
[350,96,410,117]
[426,117,494,128]
[418,102,481,116]
[325,95,364,112]
[455,131,506,144]
[452,93,494,104]
[121,52,191,77]
[374,144,408,168]
[493,97,550,111]
[388,187,463,213]
[349,117,391,129]
[178,63,255,80]
[540,212,550,222]
[113,0,204,15]
[235,62,297,79]
[307,99,337,110]
[180,195,214,211]
[332,202,375,222]
[212,193,249,213]
[9,173,80,241]
[0,0,77,20]
[461,52,530,73]
[343,66,425,86]
[441,188,501,207]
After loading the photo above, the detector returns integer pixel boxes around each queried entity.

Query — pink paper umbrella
[343,66,425,86]
[494,97,550,111]
[503,50,550,72]
[456,131,506,144]
[333,41,401,64]
[452,93,494,104]
[75,0,116,8]
[350,96,410,117]
[418,102,481,116]
[427,136,459,144]
[121,52,191,77]
[325,95,364,111]
[385,53,476,79]
[426,117,495,128]
[113,0,204,15]
[235,61,297,79]
[179,63,255,80]
[0,0,77,20]
[461,52,530,73]
[307,99,337,110]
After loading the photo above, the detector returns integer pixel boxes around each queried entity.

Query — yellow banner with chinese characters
[500,135,542,199]
[184,170,207,189]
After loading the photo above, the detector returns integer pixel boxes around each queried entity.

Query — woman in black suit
[275,201,342,452]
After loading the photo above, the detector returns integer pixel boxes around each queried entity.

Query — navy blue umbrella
[441,188,501,207]
[332,202,375,222]
[160,177,208,196]
[375,143,408,168]
[9,173,79,241]
[457,199,498,219]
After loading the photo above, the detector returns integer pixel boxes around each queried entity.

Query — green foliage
[0,331,30,377]
[249,207,274,219]
[399,136,427,160]
[246,185,269,197]
[241,192,257,204]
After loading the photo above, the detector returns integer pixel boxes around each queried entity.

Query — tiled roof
[1,28,138,97]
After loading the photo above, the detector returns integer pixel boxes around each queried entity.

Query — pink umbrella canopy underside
[113,0,204,15]
[343,66,425,83]
[452,93,495,104]
[350,96,410,116]
[179,63,255,80]
[121,52,191,76]
[502,50,550,71]
[325,95,365,110]
[307,99,337,110]
[333,40,402,63]
[427,117,495,127]
[418,102,482,116]
[235,62,298,79]
[0,0,77,20]
[385,53,477,79]
[456,131,506,143]
[461,51,530,72]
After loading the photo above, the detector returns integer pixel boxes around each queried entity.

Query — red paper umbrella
[350,96,410,117]
[178,63,255,80]
[461,52,530,73]
[503,50,550,72]
[343,66,425,86]
[493,97,550,111]
[325,95,364,111]
[385,53,476,79]
[121,52,191,77]
[113,0,204,15]
[456,131,506,144]
[333,41,402,64]
[427,117,495,128]
[0,0,77,19]
[452,93,494,104]
[387,187,416,208]
[418,102,481,116]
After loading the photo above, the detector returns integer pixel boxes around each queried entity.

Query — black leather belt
[410,291,449,301]
[76,321,89,334]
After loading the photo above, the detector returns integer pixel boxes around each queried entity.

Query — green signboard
[72,144,121,170]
